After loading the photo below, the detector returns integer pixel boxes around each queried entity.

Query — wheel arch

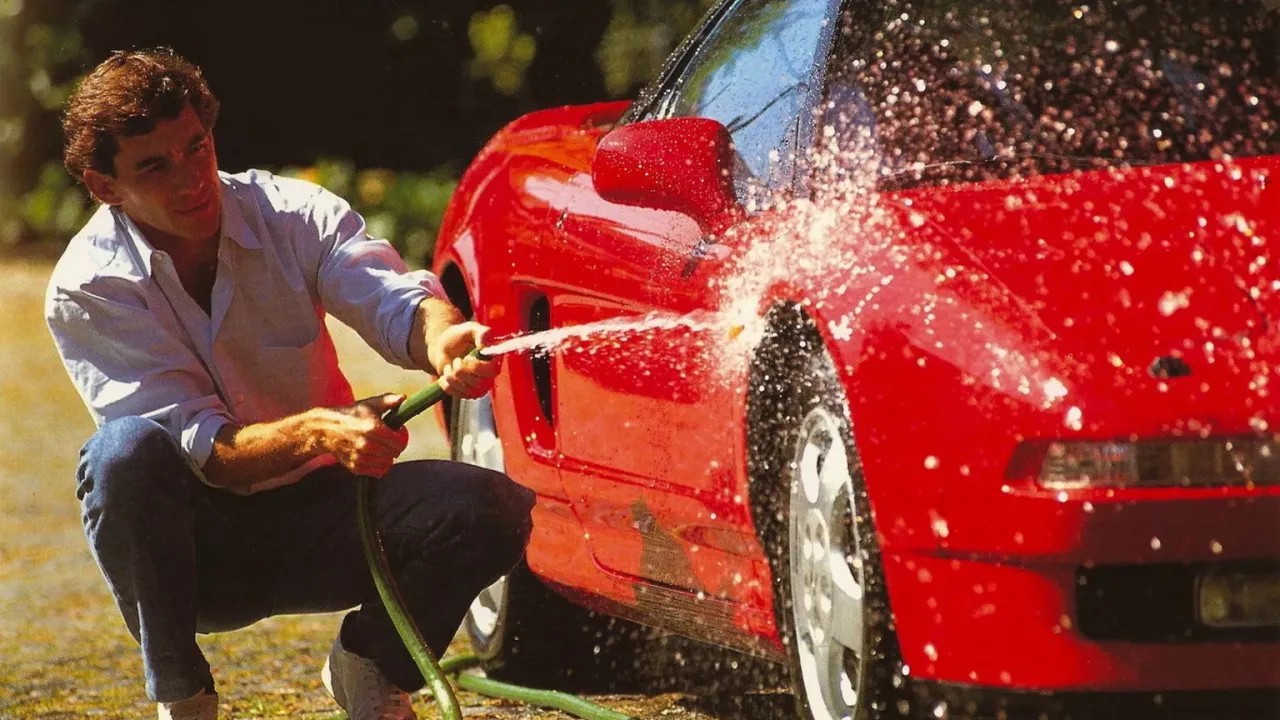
[744,301,851,622]
[745,301,861,544]
[745,302,827,544]
[433,263,473,435]
[439,262,473,320]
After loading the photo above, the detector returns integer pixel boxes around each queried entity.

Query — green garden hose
[354,347,632,720]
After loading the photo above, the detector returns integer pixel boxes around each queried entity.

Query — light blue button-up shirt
[46,169,445,491]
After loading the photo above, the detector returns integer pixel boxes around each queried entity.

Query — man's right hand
[205,394,410,489]
[306,393,410,478]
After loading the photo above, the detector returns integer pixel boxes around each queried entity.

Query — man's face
[84,103,222,245]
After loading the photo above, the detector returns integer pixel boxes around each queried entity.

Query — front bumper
[883,548,1280,692]
[902,682,1280,719]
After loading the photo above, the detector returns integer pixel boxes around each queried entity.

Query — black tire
[748,309,908,720]
[452,395,646,691]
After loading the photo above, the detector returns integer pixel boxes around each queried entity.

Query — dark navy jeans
[76,416,534,703]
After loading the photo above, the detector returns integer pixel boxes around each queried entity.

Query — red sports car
[432,0,1280,716]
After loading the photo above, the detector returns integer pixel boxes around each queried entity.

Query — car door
[547,0,842,597]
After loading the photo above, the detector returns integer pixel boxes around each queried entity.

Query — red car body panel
[433,94,1280,692]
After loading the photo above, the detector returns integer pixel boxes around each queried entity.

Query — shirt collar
[217,172,262,251]
[112,173,261,277]
[111,207,159,277]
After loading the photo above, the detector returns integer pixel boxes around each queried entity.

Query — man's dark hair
[62,47,220,181]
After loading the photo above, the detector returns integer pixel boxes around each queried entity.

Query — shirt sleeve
[46,279,235,471]
[304,187,447,370]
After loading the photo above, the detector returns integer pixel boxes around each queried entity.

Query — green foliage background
[0,0,715,264]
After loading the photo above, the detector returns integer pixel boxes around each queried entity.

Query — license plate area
[1197,568,1280,629]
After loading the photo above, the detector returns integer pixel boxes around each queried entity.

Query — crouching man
[45,48,534,720]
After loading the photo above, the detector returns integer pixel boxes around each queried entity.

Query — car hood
[860,155,1280,434]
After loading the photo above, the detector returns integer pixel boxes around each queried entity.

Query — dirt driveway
[0,255,791,719]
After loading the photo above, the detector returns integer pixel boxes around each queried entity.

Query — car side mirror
[592,117,742,234]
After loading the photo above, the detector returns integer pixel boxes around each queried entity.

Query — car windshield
[822,0,1280,189]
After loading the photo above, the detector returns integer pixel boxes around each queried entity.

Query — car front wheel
[750,317,906,720]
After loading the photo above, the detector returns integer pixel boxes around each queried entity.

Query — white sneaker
[321,637,417,720]
[157,689,217,720]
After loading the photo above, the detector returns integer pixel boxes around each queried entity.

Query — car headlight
[1010,437,1280,490]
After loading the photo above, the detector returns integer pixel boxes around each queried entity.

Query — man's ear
[82,169,122,205]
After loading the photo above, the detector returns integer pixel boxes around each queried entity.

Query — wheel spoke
[458,396,505,472]
[817,436,851,512]
[797,441,825,507]
[828,551,864,652]
[807,625,854,718]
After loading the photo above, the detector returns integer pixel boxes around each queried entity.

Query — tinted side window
[663,0,835,197]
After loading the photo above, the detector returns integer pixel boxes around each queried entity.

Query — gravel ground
[0,254,793,720]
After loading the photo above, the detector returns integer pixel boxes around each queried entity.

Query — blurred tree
[0,0,98,246]
[469,5,537,96]
[596,0,715,97]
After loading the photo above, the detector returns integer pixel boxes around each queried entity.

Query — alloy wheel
[789,406,866,720]
[457,394,510,656]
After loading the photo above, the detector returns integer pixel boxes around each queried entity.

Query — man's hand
[307,394,409,477]
[411,297,502,399]
[430,321,502,399]
[204,394,410,488]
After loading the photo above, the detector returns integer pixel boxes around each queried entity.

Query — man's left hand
[429,320,502,399]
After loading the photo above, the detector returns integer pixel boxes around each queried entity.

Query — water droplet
[1043,377,1068,400]
[930,512,950,539]
[924,455,940,470]
[1158,290,1191,316]
[1210,540,1223,554]
[924,643,939,661]
[1065,406,1084,431]
[1150,537,1162,550]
